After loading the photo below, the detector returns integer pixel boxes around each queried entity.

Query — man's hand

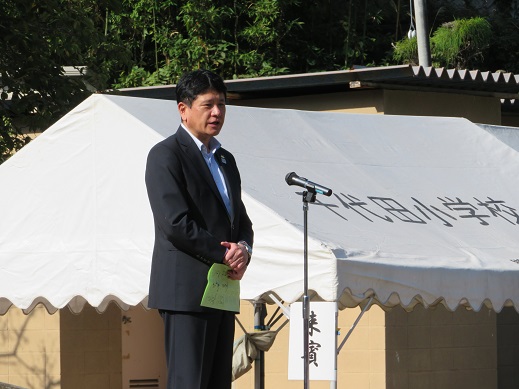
[221,241,247,271]
[227,265,247,280]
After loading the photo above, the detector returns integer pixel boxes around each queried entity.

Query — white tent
[0,94,518,315]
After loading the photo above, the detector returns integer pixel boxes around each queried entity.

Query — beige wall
[0,306,60,389]
[386,305,498,389]
[383,90,501,125]
[496,307,519,388]
[233,301,386,389]
[232,302,519,389]
[121,306,166,389]
[230,89,385,114]
[0,301,517,389]
[230,88,502,126]
[60,304,121,389]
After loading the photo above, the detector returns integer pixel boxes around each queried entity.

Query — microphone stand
[286,172,332,389]
[302,189,316,389]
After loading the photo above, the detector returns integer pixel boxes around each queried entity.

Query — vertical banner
[288,301,336,381]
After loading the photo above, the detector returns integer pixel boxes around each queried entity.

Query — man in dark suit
[145,69,254,389]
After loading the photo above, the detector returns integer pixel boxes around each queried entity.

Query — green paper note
[201,263,240,312]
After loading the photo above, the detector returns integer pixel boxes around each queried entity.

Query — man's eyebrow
[199,97,226,104]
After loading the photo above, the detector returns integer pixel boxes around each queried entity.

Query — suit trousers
[159,309,235,389]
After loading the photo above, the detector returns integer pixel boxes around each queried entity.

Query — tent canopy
[0,94,518,314]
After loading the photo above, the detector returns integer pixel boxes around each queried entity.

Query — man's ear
[178,102,187,122]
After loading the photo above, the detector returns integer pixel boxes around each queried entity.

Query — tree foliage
[392,17,492,68]
[112,0,304,87]
[0,0,131,163]
[485,1,519,73]
[392,35,419,65]
[113,0,403,87]
[2,0,519,162]
[432,17,492,68]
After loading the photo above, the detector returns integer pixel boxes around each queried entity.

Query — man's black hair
[176,69,227,106]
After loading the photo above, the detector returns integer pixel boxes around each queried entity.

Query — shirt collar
[181,123,221,154]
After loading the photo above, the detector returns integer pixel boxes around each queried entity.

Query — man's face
[178,90,226,146]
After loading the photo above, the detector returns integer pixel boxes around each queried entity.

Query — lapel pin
[220,155,227,164]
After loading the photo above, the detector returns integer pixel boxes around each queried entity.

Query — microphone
[285,172,332,196]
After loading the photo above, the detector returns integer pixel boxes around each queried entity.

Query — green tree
[0,0,130,163]
[113,0,302,87]
[485,1,519,73]
[392,17,492,68]
[432,17,492,68]
[3,0,519,163]
[392,35,418,65]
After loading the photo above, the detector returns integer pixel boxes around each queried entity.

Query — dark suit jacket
[145,126,253,312]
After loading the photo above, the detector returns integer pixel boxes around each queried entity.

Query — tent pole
[254,302,266,389]
[330,302,338,389]
[337,297,373,354]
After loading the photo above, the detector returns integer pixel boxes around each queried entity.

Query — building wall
[117,302,386,389]
[501,114,519,128]
[60,304,121,389]
[229,89,385,114]
[0,301,515,389]
[0,306,60,389]
[233,301,386,389]
[386,305,498,389]
[230,89,502,126]
[383,90,501,125]
[496,307,519,388]
[121,306,166,389]
[233,302,515,389]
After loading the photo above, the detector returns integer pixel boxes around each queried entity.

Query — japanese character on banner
[288,302,336,381]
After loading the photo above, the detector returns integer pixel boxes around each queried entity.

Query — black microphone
[285,172,332,196]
